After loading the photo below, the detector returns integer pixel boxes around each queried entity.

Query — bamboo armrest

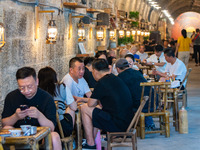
[140,82,171,86]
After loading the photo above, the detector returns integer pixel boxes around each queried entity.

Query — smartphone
[20,105,29,111]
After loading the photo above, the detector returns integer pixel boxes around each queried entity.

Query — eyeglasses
[19,85,34,93]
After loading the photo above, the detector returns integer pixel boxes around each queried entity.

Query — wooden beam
[68,14,72,39]
[39,10,55,13]
[35,6,39,40]
[63,2,87,8]
[71,15,84,18]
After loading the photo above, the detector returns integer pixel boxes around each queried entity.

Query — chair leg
[159,116,164,135]
[132,134,136,150]
[107,133,112,150]
[63,143,68,150]
[140,113,145,139]
[165,111,170,137]
[68,140,73,150]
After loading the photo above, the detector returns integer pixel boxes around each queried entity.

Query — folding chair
[107,96,149,150]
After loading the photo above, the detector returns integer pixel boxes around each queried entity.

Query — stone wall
[0,0,161,127]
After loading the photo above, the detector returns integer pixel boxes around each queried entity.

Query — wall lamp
[46,13,58,44]
[77,20,86,42]
[96,26,104,41]
[126,30,131,37]
[109,29,116,41]
[119,29,125,38]
[0,23,5,48]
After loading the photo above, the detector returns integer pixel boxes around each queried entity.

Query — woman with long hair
[176,29,193,67]
[38,66,77,137]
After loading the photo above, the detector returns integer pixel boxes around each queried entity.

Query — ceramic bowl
[9,129,22,137]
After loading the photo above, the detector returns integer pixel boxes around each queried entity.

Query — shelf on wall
[87,8,104,13]
[63,2,87,8]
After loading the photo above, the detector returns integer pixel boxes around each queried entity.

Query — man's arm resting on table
[85,91,92,98]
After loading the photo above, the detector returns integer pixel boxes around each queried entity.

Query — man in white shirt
[143,45,167,73]
[153,48,187,87]
[136,44,148,61]
[61,57,92,99]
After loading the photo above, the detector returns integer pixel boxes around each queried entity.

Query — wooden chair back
[107,96,149,150]
[140,82,171,113]
[54,101,73,150]
[178,68,192,91]
[139,82,171,139]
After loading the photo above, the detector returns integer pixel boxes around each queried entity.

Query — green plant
[143,36,149,41]
[118,35,134,46]
[131,21,139,27]
[129,11,139,19]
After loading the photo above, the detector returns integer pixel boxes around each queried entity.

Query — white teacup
[20,125,31,133]
[9,130,21,137]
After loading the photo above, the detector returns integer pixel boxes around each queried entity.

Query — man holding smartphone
[1,67,62,150]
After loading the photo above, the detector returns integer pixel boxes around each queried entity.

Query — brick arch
[171,12,200,40]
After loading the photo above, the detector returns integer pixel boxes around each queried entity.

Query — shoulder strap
[193,34,199,42]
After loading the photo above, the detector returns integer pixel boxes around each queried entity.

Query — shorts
[55,113,73,137]
[92,108,121,132]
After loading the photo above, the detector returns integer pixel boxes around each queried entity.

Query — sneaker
[82,143,96,149]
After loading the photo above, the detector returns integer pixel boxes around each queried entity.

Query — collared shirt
[61,73,90,97]
[165,58,187,86]
[136,51,148,61]
[147,52,167,73]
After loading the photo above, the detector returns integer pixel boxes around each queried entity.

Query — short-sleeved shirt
[136,51,148,61]
[61,73,90,97]
[147,52,167,73]
[2,88,57,128]
[193,34,200,45]
[118,68,153,112]
[83,67,97,88]
[177,36,192,52]
[91,74,133,131]
[54,84,75,120]
[165,58,187,86]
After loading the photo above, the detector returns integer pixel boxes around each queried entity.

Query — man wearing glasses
[1,67,62,150]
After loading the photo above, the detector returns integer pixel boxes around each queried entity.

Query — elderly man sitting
[153,48,187,89]
[79,59,133,149]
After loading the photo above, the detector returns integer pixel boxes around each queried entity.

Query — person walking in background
[192,28,200,66]
[176,29,192,67]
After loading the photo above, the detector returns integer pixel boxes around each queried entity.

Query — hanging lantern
[137,30,141,36]
[96,27,104,41]
[109,29,115,40]
[126,30,131,37]
[78,21,85,42]
[0,23,5,48]
[46,13,57,44]
[119,29,125,38]
[141,31,144,36]
[132,30,136,36]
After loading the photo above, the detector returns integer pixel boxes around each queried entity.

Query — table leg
[30,142,39,150]
[45,133,52,150]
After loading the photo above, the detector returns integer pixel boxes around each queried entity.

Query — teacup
[20,125,31,133]
[9,129,21,137]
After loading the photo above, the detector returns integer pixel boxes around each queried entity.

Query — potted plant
[129,11,139,20]
[131,21,139,28]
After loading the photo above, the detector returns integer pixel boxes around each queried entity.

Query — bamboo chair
[140,82,171,139]
[162,68,192,131]
[107,96,149,150]
[55,101,73,150]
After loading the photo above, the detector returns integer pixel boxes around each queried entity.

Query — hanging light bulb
[0,23,5,48]
[109,29,115,40]
[126,30,131,37]
[78,21,85,42]
[137,30,141,36]
[96,26,104,41]
[119,29,125,38]
[46,13,57,44]
[132,30,136,36]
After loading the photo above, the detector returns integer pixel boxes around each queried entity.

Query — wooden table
[0,127,52,150]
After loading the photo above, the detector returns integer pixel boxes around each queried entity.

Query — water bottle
[179,106,188,134]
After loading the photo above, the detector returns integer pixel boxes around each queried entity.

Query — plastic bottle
[166,72,170,82]
[95,130,101,150]
[179,106,188,134]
